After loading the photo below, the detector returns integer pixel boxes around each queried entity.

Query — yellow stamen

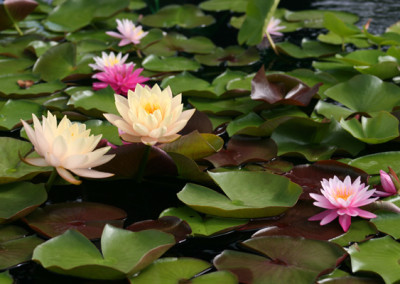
[144,103,159,114]
[334,186,353,201]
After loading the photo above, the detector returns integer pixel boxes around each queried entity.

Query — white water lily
[104,84,196,146]
[21,112,115,185]
[106,19,148,46]
[89,51,129,71]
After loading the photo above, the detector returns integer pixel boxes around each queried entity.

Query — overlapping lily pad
[199,0,247,12]
[194,46,259,66]
[24,202,127,239]
[33,224,176,280]
[214,236,346,284]
[177,171,302,218]
[0,225,44,270]
[0,99,44,130]
[348,152,400,175]
[142,54,201,72]
[129,257,238,284]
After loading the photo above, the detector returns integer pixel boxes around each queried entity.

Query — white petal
[70,168,114,179]
[56,167,81,185]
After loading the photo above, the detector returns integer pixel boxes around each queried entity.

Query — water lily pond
[2,0,400,283]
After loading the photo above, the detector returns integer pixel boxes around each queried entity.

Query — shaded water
[311,0,400,33]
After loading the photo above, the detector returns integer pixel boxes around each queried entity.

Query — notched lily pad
[195,46,259,66]
[24,202,127,239]
[33,224,176,280]
[0,225,44,270]
[142,54,201,72]
[214,236,346,284]
[251,66,322,106]
[177,171,302,218]
[348,151,400,175]
[129,257,238,284]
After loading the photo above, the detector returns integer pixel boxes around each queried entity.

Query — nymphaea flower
[104,84,196,146]
[21,112,115,185]
[89,51,129,71]
[266,17,286,37]
[92,63,149,96]
[374,168,400,197]
[106,19,148,46]
[309,176,377,232]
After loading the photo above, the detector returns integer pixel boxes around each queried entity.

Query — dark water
[311,0,400,34]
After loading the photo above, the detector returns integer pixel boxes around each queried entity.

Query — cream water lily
[309,176,377,232]
[21,112,115,185]
[104,84,195,146]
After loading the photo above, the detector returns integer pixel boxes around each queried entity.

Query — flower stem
[265,31,279,55]
[4,5,23,36]
[45,168,58,193]
[136,145,151,183]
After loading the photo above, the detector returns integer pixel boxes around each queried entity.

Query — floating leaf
[205,137,277,167]
[189,96,262,115]
[370,196,400,239]
[142,54,201,72]
[84,119,122,146]
[313,100,353,121]
[0,225,44,270]
[177,171,302,218]
[271,118,365,161]
[284,9,359,28]
[167,152,211,184]
[214,236,346,284]
[194,46,259,66]
[141,4,215,28]
[126,216,191,242]
[129,257,238,284]
[199,0,247,12]
[160,206,247,236]
[24,202,127,239]
[330,220,378,247]
[348,152,400,175]
[324,74,400,113]
[0,0,38,31]
[33,225,176,280]
[340,111,399,144]
[0,99,44,130]
[276,39,341,59]
[348,236,400,284]
[0,271,12,284]
[323,12,360,37]
[0,58,34,75]
[161,131,223,160]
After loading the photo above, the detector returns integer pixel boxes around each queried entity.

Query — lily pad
[167,152,211,184]
[160,206,247,236]
[276,39,341,59]
[0,0,38,31]
[348,152,400,175]
[177,171,302,218]
[161,131,223,160]
[0,271,12,284]
[129,257,238,284]
[284,9,359,28]
[205,137,277,167]
[142,54,201,72]
[0,225,44,270]
[271,118,365,161]
[340,111,399,144]
[24,202,127,239]
[33,224,176,280]
[199,0,247,12]
[0,137,52,184]
[370,196,400,239]
[141,4,215,28]
[84,119,122,146]
[313,100,354,121]
[0,57,34,75]
[214,236,346,284]
[348,236,400,284]
[0,99,44,130]
[330,220,378,247]
[194,46,259,67]
[324,74,400,113]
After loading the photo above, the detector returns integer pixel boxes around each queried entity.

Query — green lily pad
[318,32,370,49]
[0,225,44,270]
[0,74,66,97]
[142,54,201,72]
[44,0,130,32]
[276,39,341,59]
[0,182,47,223]
[141,4,215,28]
[348,236,400,284]
[199,0,247,12]
[33,224,176,280]
[194,46,259,66]
[284,9,359,28]
[167,152,212,184]
[287,69,338,95]
[0,58,34,75]
[340,111,399,144]
[271,118,365,161]
[24,202,127,239]
[0,271,12,284]
[330,220,378,247]
[214,236,346,284]
[84,119,122,146]
[0,34,42,58]
[348,152,400,175]
[67,86,118,117]
[0,99,44,130]
[27,40,58,57]
[0,137,52,184]
[143,32,215,57]
[370,197,400,239]
[177,171,302,218]
[161,131,223,160]
[129,257,238,284]
[313,100,354,121]
[323,12,360,38]
[324,74,400,113]
[160,207,247,236]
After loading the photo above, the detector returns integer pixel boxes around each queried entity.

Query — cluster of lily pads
[2,0,400,283]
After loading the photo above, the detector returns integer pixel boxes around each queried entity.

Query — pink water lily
[106,19,148,46]
[92,63,149,96]
[309,176,377,232]
[266,17,286,37]
[374,169,399,197]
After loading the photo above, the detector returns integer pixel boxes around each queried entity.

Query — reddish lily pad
[0,0,38,31]
[129,257,238,284]
[283,160,369,200]
[0,225,44,270]
[205,137,277,167]
[214,236,346,284]
[23,202,127,239]
[251,66,322,106]
[179,110,213,135]
[126,216,192,242]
